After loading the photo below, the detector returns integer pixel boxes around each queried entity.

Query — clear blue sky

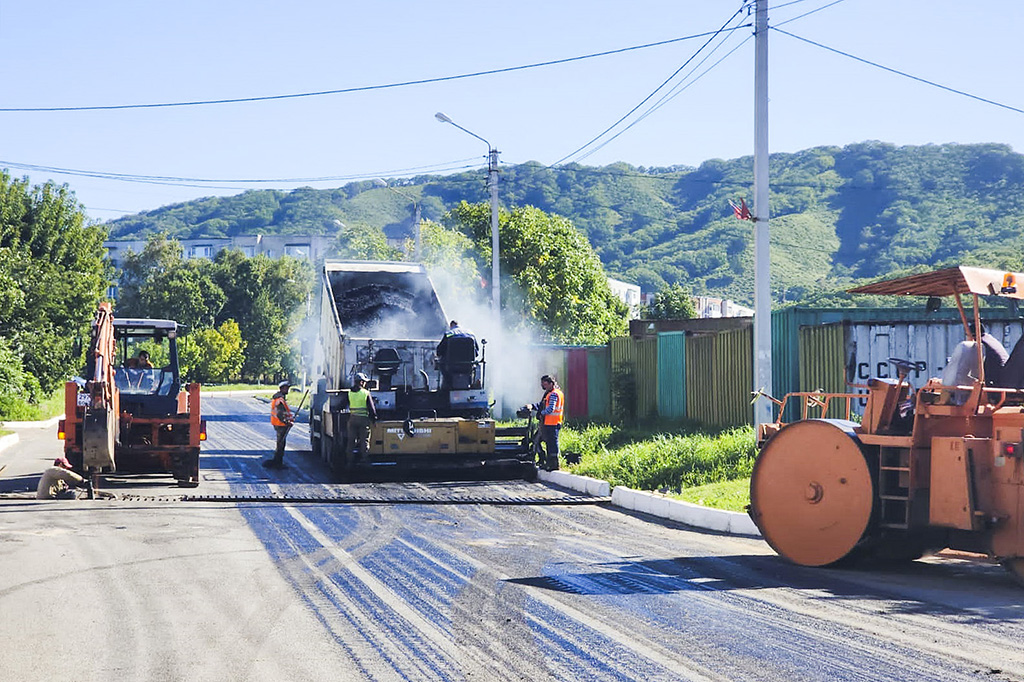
[2,0,1021,222]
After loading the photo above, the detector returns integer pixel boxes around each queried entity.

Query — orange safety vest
[270,394,293,427]
[541,388,564,426]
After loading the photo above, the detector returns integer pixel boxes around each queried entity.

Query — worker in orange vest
[528,374,564,471]
[264,380,294,469]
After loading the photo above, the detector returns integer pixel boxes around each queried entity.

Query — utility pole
[413,202,422,261]
[753,0,773,425]
[434,112,503,417]
[488,147,500,323]
[487,146,502,419]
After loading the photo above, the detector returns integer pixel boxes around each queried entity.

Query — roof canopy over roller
[849,266,1024,300]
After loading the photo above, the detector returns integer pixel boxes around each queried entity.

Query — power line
[552,8,752,166]
[772,26,1024,116]
[557,0,855,166]
[0,29,750,113]
[0,157,482,187]
[574,34,752,164]
[773,0,847,27]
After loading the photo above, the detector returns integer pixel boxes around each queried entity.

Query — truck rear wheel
[750,419,875,567]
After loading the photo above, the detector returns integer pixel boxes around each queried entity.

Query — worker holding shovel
[264,380,295,469]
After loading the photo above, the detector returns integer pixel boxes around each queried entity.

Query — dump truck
[749,266,1024,583]
[309,260,536,480]
[59,303,206,487]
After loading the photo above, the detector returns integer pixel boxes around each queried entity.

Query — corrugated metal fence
[530,307,1024,429]
[683,327,752,427]
[656,332,686,418]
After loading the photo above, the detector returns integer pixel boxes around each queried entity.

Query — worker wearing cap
[347,372,377,460]
[528,374,564,471]
[36,458,88,499]
[264,380,294,469]
[437,320,479,390]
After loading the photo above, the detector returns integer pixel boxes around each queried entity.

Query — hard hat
[53,457,72,469]
[278,380,291,389]
[355,372,369,382]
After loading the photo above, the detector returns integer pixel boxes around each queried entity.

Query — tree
[114,234,226,331]
[331,222,403,260]
[139,260,225,330]
[211,250,313,381]
[644,284,696,320]
[114,234,184,318]
[445,202,628,344]
[0,173,109,394]
[418,220,484,305]
[179,319,245,384]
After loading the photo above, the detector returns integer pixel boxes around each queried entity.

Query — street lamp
[374,178,422,260]
[434,112,501,323]
[435,111,502,416]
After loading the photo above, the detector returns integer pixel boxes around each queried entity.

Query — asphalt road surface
[2,395,1024,682]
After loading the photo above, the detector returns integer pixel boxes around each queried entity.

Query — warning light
[1003,442,1023,458]
[57,419,66,441]
[1001,273,1017,294]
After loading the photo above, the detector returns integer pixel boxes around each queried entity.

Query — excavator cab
[113,319,183,415]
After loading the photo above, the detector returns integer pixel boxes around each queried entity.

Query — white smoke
[430,267,557,419]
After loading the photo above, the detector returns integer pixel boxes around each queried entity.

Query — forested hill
[103,141,1024,305]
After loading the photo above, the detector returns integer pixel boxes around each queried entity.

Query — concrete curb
[538,469,761,537]
[537,469,610,497]
[0,432,19,453]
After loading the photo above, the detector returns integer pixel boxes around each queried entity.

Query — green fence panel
[657,332,686,418]
[587,346,610,419]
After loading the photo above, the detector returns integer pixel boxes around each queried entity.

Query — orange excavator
[58,303,205,488]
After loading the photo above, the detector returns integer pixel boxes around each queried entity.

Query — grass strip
[558,421,756,511]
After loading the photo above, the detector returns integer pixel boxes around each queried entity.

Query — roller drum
[750,419,875,567]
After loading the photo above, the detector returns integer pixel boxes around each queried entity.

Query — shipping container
[771,306,965,403]
[792,317,1024,419]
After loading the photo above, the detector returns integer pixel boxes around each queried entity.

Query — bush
[0,387,62,421]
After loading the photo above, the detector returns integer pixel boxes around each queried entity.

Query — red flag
[730,198,752,221]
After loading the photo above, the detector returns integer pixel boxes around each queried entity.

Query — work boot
[262,459,285,469]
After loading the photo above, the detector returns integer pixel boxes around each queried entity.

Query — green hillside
[103,141,1024,306]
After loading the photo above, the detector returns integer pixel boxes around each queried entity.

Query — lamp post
[374,178,422,260]
[435,112,502,416]
[434,112,500,322]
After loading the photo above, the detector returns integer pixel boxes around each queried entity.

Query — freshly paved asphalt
[1,395,1022,681]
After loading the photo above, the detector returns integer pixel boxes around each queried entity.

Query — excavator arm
[79,302,119,474]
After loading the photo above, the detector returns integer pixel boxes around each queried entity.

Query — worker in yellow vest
[347,372,378,460]
[264,380,294,469]
[529,374,564,471]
